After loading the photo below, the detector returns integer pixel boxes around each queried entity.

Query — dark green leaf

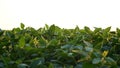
[105,57,116,65]
[75,63,82,68]
[0,62,4,68]
[84,26,92,34]
[30,58,45,68]
[83,62,96,68]
[94,27,102,33]
[104,27,111,33]
[20,23,25,29]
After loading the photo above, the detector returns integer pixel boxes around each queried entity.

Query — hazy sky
[0,0,120,30]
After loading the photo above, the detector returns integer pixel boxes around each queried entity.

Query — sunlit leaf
[19,36,25,48]
[102,50,109,57]
[83,41,93,47]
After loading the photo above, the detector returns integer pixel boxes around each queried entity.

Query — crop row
[0,23,120,68]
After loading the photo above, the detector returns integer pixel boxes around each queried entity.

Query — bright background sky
[0,0,120,31]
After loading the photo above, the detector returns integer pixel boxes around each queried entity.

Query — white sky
[0,0,120,31]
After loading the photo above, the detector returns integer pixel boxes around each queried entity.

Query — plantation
[0,23,120,68]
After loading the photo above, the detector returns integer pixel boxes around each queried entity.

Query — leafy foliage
[0,23,120,68]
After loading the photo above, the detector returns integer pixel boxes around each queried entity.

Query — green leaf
[53,63,62,68]
[102,27,111,38]
[92,58,101,64]
[0,56,9,68]
[13,28,21,33]
[18,63,29,68]
[83,41,93,47]
[94,27,102,33]
[68,53,73,57]
[84,26,92,34]
[64,65,73,68]
[48,39,59,46]
[92,51,101,58]
[74,45,83,50]
[39,36,48,48]
[48,63,54,68]
[94,42,103,50]
[0,62,4,68]
[117,28,120,36]
[75,63,82,68]
[45,24,49,30]
[83,62,95,68]
[61,44,73,49]
[104,27,111,33]
[30,58,45,68]
[105,57,116,65]
[85,47,93,52]
[20,23,25,29]
[72,50,81,53]
[81,51,88,57]
[19,36,25,48]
